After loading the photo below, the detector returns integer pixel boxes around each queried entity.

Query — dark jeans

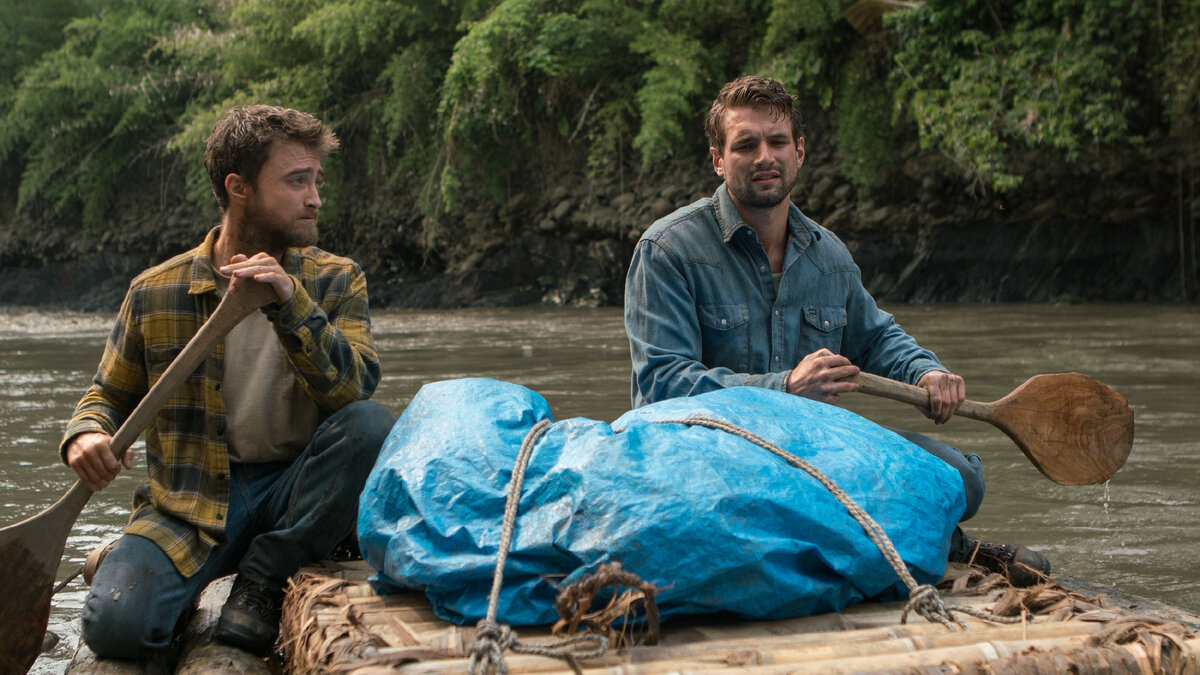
[883,426,985,522]
[81,400,394,658]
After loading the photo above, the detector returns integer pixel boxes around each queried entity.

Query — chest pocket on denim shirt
[801,305,847,355]
[698,303,750,373]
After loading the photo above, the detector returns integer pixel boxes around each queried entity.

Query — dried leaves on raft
[280,572,463,674]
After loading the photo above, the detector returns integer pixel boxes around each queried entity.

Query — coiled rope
[468,419,609,675]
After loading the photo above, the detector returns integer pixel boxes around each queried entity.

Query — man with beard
[624,76,1050,586]
[62,105,395,658]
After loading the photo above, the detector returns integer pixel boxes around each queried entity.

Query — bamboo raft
[274,561,1200,674]
[64,559,1200,673]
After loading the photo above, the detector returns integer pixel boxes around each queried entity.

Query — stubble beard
[728,165,798,210]
[241,200,319,253]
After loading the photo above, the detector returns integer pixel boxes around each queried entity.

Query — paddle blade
[0,481,91,674]
[0,534,57,674]
[991,373,1134,485]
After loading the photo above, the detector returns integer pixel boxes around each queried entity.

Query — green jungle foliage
[0,0,1194,232]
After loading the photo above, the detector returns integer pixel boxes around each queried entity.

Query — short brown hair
[204,104,339,211]
[704,76,804,153]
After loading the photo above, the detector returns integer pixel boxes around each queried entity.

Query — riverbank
[1,142,1195,312]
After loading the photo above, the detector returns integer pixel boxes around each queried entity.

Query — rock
[648,198,674,220]
[612,193,637,212]
[821,205,854,231]
[552,198,573,221]
[863,205,897,228]
[813,175,837,200]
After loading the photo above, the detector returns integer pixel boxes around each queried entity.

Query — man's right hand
[66,432,129,492]
[786,348,861,403]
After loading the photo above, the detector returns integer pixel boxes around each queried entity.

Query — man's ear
[796,136,806,168]
[225,173,252,204]
[710,146,724,178]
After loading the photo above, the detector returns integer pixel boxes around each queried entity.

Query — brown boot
[949,528,1051,587]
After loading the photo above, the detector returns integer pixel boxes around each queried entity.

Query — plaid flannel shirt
[61,227,381,577]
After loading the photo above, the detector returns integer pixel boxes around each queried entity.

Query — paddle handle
[846,372,995,422]
[105,290,265,464]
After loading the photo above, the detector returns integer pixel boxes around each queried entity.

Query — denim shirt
[625,183,946,408]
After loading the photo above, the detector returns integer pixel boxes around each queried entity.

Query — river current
[2,302,1196,673]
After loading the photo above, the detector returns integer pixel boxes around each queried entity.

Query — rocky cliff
[0,140,1194,311]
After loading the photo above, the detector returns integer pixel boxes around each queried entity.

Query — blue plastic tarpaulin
[358,378,965,626]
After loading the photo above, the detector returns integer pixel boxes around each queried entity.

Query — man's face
[242,140,324,250]
[711,106,805,210]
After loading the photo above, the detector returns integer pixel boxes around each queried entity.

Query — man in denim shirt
[625,76,1049,586]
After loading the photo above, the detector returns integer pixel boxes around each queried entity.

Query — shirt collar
[713,182,821,249]
[188,227,222,296]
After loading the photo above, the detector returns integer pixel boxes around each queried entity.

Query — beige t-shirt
[216,279,321,463]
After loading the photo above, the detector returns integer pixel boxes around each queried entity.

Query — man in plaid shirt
[62,105,395,658]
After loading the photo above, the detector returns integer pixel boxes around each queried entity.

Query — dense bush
[0,0,1194,232]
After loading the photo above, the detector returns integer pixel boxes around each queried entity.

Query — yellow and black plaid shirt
[62,227,381,578]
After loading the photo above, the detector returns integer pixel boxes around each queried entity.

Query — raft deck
[277,561,1200,674]
[66,561,1200,673]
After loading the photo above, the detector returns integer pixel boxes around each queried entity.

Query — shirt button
[720,318,728,326]
[824,320,830,327]
[774,310,779,316]
[759,265,766,272]
[216,512,224,521]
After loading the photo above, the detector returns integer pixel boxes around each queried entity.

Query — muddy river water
[2,302,1196,673]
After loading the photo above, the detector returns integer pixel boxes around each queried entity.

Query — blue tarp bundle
[358,378,965,626]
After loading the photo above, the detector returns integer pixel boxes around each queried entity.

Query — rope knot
[902,583,965,630]
[469,620,518,674]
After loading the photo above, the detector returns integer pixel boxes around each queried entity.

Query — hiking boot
[949,528,1051,587]
[214,575,283,656]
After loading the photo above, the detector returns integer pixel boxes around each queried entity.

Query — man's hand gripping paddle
[847,372,1134,485]
[0,285,272,674]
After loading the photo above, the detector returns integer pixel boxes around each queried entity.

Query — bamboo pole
[393,621,1103,674]
[404,634,1200,675]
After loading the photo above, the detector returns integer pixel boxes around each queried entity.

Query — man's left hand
[219,252,295,305]
[917,370,965,424]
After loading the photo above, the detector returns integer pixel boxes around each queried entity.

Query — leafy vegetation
[0,0,1194,232]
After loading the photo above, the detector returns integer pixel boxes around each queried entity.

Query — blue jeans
[81,400,394,658]
[883,426,985,522]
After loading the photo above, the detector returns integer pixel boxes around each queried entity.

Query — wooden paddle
[846,371,1134,486]
[0,287,269,674]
